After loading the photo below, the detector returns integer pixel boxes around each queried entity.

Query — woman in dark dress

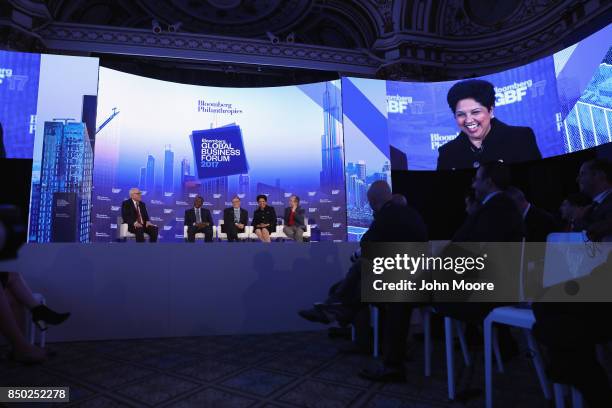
[252,194,276,243]
[437,79,542,170]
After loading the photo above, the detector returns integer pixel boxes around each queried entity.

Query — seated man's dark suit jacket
[283,207,306,230]
[184,207,213,227]
[222,207,249,236]
[121,199,151,226]
[437,192,524,322]
[524,205,559,243]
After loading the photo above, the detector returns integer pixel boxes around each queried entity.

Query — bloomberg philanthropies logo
[197,100,243,115]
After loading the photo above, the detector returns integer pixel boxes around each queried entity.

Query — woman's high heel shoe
[31,305,70,331]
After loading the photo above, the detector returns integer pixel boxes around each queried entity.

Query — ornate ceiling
[0,0,610,86]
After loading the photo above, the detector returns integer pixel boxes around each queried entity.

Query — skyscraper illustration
[138,167,146,190]
[163,145,174,194]
[238,173,250,195]
[146,155,155,192]
[92,108,120,192]
[35,120,93,243]
[202,176,229,198]
[320,81,344,192]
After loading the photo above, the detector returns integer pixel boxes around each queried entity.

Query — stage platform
[4,242,359,342]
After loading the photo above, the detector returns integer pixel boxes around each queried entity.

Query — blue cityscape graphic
[29,120,93,243]
[91,81,347,242]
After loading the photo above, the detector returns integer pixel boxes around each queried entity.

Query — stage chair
[303,217,312,241]
[217,220,250,241]
[28,293,47,348]
[182,225,216,241]
[117,216,149,242]
[271,219,287,240]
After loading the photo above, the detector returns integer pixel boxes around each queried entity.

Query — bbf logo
[387,95,412,114]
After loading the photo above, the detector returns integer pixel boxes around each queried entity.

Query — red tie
[135,202,144,225]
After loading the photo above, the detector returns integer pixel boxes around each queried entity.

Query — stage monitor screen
[26,54,100,243]
[354,24,612,171]
[91,67,346,242]
[0,50,41,159]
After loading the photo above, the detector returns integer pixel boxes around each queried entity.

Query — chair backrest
[542,232,605,288]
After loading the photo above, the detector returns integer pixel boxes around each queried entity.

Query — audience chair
[422,307,472,400]
[484,306,552,408]
[553,384,583,408]
[351,305,380,358]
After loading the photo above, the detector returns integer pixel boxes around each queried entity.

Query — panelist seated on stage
[252,194,276,243]
[184,195,213,242]
[283,195,306,242]
[223,196,249,242]
[121,188,158,242]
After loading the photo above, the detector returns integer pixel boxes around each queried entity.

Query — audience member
[0,208,70,363]
[121,188,158,242]
[299,181,428,382]
[184,196,213,242]
[559,192,592,232]
[533,159,612,407]
[574,158,612,241]
[434,162,523,368]
[223,196,249,241]
[252,195,276,243]
[506,186,557,242]
[283,195,306,242]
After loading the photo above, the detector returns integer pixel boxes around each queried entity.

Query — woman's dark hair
[447,79,496,113]
[256,194,268,202]
[565,192,592,207]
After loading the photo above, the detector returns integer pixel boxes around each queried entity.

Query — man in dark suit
[223,196,248,242]
[506,186,557,242]
[533,159,612,407]
[437,80,542,170]
[434,162,523,379]
[299,181,428,381]
[575,158,612,241]
[121,187,158,242]
[283,195,306,242]
[452,162,524,243]
[184,195,213,242]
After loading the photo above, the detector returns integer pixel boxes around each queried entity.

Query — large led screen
[0,50,41,158]
[351,24,612,171]
[91,68,346,242]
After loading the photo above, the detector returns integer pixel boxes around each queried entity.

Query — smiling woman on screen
[436,79,542,171]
